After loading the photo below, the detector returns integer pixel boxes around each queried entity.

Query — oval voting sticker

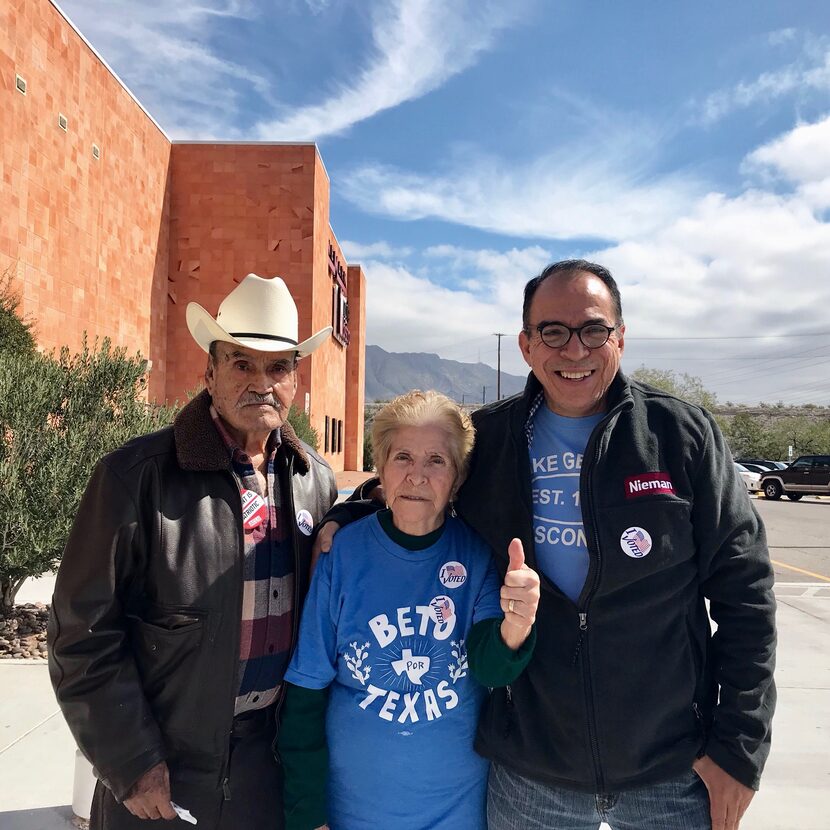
[296,509,314,536]
[619,526,652,558]
[438,561,467,589]
[428,595,456,625]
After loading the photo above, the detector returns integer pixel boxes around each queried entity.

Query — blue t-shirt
[529,406,603,603]
[285,514,502,830]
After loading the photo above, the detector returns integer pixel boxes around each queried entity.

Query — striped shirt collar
[209,404,282,460]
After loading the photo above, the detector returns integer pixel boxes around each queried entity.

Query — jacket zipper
[503,684,514,738]
[575,405,623,793]
[272,453,300,755]
[577,441,605,793]
[221,471,247,801]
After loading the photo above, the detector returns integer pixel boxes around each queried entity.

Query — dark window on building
[324,416,330,453]
[328,242,350,346]
[338,420,343,453]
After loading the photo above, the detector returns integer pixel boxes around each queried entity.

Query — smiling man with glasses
[459,260,776,830]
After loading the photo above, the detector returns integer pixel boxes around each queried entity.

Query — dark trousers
[91,710,285,830]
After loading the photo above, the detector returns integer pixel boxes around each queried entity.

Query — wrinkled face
[205,342,298,442]
[519,272,625,418]
[380,424,457,535]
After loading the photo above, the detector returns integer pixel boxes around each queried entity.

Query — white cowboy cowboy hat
[186,274,332,357]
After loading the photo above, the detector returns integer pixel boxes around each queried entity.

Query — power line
[629,332,830,341]
[706,355,830,387]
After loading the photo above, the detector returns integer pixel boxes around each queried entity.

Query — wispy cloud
[340,240,414,261]
[422,244,551,300]
[60,0,528,140]
[694,36,830,125]
[768,28,797,47]
[252,0,526,140]
[341,142,703,242]
[58,0,271,138]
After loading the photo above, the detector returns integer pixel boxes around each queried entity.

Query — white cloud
[340,240,414,261]
[743,113,830,204]
[358,243,555,370]
[253,0,525,140]
[422,244,551,303]
[58,0,271,138]
[342,146,703,242]
[695,39,830,125]
[363,260,517,355]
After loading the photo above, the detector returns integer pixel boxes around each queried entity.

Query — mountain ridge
[365,344,528,403]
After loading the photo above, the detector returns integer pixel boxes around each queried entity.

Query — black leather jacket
[460,372,776,792]
[48,390,337,800]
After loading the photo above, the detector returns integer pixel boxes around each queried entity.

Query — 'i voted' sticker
[296,509,314,536]
[428,595,456,625]
[620,526,652,558]
[240,489,267,532]
[438,561,467,589]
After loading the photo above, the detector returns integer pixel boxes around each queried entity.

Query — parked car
[760,455,830,500]
[734,462,761,493]
[735,458,779,471]
[739,462,768,475]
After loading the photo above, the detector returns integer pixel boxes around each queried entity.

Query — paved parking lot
[753,495,830,584]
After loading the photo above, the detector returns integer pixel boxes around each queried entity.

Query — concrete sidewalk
[1,476,827,827]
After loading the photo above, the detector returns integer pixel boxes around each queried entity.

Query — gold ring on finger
[508,598,515,614]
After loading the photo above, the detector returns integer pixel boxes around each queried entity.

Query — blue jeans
[488,763,711,830]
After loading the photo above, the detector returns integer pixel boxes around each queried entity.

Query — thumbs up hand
[500,538,541,650]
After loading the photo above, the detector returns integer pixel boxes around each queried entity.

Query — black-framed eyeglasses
[527,321,620,349]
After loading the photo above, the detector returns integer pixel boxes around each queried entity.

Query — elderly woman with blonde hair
[279,390,540,830]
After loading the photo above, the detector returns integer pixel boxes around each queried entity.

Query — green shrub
[287,405,320,451]
[0,271,35,356]
[0,338,177,613]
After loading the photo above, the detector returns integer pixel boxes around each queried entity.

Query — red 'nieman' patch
[624,472,675,499]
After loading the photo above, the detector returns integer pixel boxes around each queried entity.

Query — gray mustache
[239,392,283,409]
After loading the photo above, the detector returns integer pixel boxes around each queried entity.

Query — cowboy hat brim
[186,302,332,358]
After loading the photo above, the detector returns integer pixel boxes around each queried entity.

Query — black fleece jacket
[336,372,777,792]
[458,371,776,792]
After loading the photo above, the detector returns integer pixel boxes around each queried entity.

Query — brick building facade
[1,0,365,471]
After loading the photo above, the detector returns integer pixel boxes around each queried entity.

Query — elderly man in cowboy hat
[49,274,337,830]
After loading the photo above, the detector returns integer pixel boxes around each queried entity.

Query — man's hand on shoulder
[311,522,340,572]
[692,755,754,830]
[123,761,177,820]
[362,482,384,503]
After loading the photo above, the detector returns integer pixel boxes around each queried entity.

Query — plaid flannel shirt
[210,406,295,715]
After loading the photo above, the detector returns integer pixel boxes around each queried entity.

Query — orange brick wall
[308,153,350,469]
[0,0,171,399]
[345,265,366,470]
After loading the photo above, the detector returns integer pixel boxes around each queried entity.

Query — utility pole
[482,386,486,404]
[493,333,506,400]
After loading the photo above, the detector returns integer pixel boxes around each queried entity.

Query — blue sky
[58,0,830,404]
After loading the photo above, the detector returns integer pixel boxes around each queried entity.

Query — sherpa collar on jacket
[173,389,310,474]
